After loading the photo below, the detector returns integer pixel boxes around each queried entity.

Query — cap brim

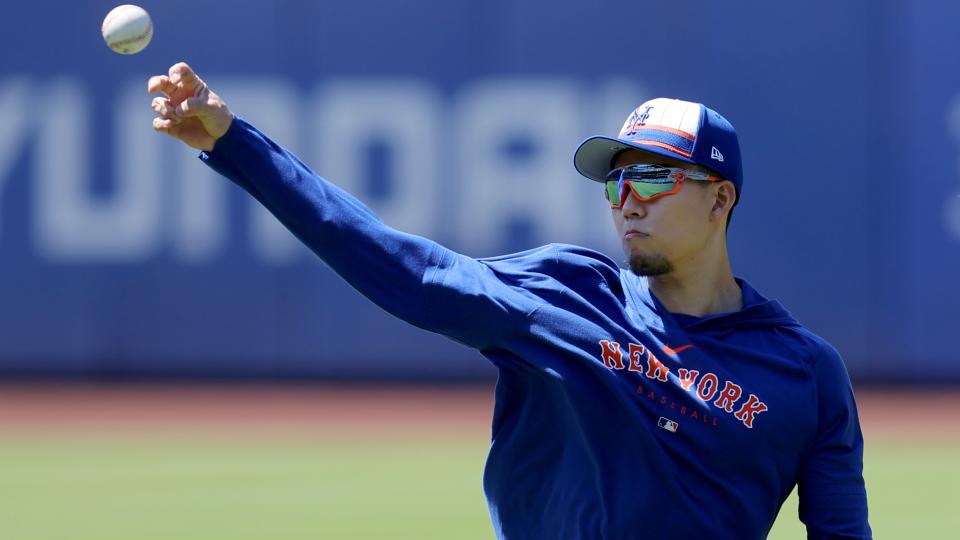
[573,136,698,182]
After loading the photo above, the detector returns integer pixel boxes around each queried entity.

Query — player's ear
[711,181,736,223]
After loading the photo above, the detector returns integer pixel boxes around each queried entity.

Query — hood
[674,278,800,330]
[628,273,801,331]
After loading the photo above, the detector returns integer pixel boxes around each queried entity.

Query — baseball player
[148,62,871,540]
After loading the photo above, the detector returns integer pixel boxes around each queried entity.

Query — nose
[619,188,648,219]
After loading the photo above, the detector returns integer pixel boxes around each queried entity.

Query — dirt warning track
[0,383,956,441]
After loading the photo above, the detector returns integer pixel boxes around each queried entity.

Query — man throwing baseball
[149,62,871,539]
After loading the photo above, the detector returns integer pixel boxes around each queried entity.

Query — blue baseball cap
[574,98,743,201]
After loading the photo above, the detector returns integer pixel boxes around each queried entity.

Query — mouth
[624,230,650,240]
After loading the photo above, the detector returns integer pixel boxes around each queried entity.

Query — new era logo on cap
[711,146,724,162]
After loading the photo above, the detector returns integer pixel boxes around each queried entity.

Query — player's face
[609,150,722,276]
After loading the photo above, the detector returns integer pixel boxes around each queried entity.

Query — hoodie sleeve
[797,342,872,539]
[199,117,542,350]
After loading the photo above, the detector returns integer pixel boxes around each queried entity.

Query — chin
[627,251,674,277]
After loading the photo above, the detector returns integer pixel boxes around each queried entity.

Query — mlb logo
[658,417,679,433]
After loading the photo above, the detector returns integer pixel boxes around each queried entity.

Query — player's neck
[647,243,742,318]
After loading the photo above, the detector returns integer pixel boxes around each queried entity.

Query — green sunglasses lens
[626,178,677,199]
[605,180,622,205]
[604,177,677,206]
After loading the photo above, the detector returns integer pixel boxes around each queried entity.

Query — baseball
[101,5,153,55]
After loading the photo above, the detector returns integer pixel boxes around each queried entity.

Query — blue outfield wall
[0,0,958,380]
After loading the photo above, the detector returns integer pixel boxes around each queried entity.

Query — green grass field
[0,434,956,539]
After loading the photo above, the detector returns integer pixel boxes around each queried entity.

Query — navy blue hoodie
[200,117,871,540]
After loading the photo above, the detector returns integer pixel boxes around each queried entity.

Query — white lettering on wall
[0,78,31,243]
[34,79,161,261]
[946,194,960,241]
[945,95,960,242]
[454,79,580,256]
[169,99,226,264]
[580,79,647,254]
[312,79,440,239]
[171,138,226,264]
[0,76,642,263]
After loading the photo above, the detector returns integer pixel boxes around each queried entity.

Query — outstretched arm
[148,63,541,349]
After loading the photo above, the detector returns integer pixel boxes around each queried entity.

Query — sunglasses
[604,164,724,207]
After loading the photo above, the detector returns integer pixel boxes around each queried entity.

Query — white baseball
[101,5,153,55]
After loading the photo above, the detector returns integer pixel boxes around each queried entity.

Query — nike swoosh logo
[662,344,695,355]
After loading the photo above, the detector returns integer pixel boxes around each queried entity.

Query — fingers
[174,96,205,118]
[152,116,176,132]
[147,75,176,96]
[169,62,200,87]
[150,68,206,122]
[150,96,181,121]
[148,62,203,98]
[148,62,229,147]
